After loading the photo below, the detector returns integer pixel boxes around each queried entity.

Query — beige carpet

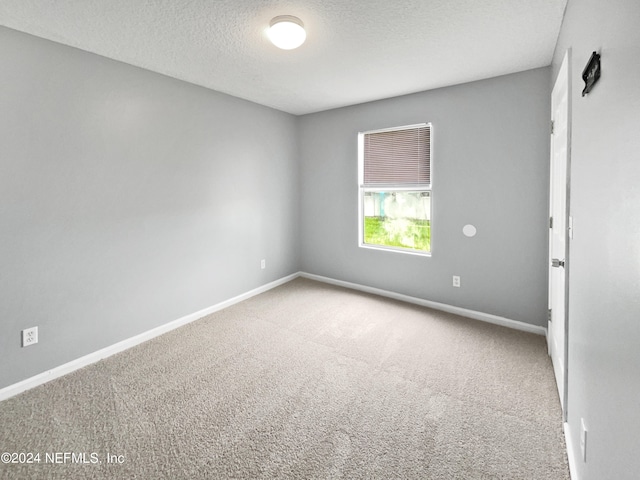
[0,278,569,479]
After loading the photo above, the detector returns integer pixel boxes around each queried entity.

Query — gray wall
[298,68,551,326]
[551,0,640,478]
[0,27,299,389]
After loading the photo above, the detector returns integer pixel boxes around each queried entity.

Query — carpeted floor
[0,278,569,479]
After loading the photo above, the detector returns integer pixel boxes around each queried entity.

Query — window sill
[359,243,431,258]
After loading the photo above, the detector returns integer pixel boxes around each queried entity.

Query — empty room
[1,1,638,479]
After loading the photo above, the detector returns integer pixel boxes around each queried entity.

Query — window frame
[357,123,433,257]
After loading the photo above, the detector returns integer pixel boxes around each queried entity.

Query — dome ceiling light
[268,15,306,50]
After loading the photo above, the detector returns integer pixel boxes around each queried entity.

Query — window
[358,123,432,255]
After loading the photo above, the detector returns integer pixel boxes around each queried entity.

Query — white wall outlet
[261,259,266,269]
[22,326,38,347]
[580,418,588,462]
[452,275,461,287]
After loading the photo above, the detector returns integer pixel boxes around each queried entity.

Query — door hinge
[551,120,555,135]
[568,215,573,239]
[548,308,552,322]
[549,216,553,229]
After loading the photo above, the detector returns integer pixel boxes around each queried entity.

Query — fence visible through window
[359,123,432,255]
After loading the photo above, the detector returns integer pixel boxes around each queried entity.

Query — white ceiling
[0,0,568,115]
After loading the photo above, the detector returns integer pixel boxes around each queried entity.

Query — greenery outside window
[358,124,432,255]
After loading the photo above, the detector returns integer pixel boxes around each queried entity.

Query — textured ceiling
[0,0,568,115]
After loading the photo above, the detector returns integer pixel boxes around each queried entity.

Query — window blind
[362,125,430,187]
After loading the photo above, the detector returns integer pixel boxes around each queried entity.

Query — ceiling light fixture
[268,16,306,50]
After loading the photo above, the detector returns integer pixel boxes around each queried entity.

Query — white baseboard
[0,273,300,402]
[300,272,547,336]
[564,422,579,480]
[1,271,547,402]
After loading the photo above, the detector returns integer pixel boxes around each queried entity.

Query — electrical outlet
[580,418,588,462]
[452,275,461,287]
[22,327,38,347]
[261,259,266,269]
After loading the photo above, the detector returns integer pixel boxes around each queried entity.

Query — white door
[549,51,570,418]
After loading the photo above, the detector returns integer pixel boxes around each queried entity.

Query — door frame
[548,49,572,421]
